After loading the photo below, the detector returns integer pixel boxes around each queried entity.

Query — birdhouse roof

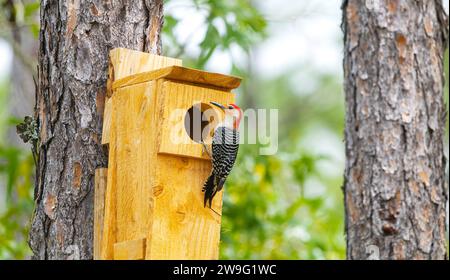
[112,66,242,92]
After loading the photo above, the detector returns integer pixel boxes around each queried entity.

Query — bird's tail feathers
[203,173,216,208]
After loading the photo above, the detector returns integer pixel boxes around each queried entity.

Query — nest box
[94,48,241,260]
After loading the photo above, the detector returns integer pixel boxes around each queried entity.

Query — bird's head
[211,102,242,129]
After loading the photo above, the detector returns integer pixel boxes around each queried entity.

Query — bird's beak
[210,101,226,111]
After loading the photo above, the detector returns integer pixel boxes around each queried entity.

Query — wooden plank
[102,48,182,146]
[158,81,235,160]
[113,238,146,260]
[146,160,225,259]
[115,82,155,243]
[101,82,157,260]
[101,98,112,145]
[107,48,182,98]
[94,168,108,260]
[147,153,224,260]
[100,111,117,259]
[112,66,242,92]
[110,48,182,80]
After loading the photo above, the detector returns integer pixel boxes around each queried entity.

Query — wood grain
[114,238,146,260]
[101,82,156,259]
[94,168,108,260]
[101,98,112,145]
[107,48,182,97]
[112,66,242,92]
[102,48,182,145]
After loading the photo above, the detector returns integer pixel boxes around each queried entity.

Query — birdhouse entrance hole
[184,103,218,144]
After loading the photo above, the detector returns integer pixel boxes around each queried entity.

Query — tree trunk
[342,0,449,260]
[29,0,163,260]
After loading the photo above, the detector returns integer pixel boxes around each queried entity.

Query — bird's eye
[228,105,234,109]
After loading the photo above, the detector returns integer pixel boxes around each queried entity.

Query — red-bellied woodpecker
[202,102,242,208]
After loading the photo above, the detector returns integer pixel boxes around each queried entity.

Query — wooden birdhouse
[94,48,241,260]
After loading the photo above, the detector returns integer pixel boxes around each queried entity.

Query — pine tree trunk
[29,0,163,260]
[342,0,449,260]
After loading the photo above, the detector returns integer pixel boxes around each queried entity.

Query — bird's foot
[209,206,221,216]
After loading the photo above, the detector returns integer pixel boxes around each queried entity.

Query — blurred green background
[0,0,448,260]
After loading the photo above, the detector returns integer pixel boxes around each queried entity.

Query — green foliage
[222,144,345,259]
[219,58,347,259]
[0,78,34,260]
[0,0,40,38]
[163,0,266,70]
[0,145,34,260]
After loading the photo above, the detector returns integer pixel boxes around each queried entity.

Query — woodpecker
[202,101,242,208]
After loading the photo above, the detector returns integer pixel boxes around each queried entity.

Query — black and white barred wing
[211,127,239,179]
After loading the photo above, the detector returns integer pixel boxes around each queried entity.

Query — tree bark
[29,0,163,259]
[342,0,449,260]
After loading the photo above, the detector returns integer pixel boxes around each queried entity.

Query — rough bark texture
[29,0,163,259]
[342,0,449,260]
